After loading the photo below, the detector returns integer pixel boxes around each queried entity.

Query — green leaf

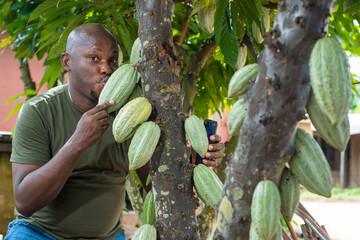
[38,59,63,90]
[5,89,37,105]
[29,0,66,22]
[146,174,151,186]
[109,9,133,56]
[4,103,23,121]
[214,1,238,68]
[48,10,89,59]
[214,0,228,44]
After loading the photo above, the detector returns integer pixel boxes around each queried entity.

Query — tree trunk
[136,1,199,239]
[209,0,335,239]
[19,58,36,99]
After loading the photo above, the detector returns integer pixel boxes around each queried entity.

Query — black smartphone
[195,119,218,165]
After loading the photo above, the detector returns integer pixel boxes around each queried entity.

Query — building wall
[0,30,46,132]
[350,135,360,186]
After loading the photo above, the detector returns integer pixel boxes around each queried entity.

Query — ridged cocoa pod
[252,7,270,44]
[128,121,161,170]
[306,90,350,151]
[132,224,156,240]
[130,37,141,64]
[112,97,152,143]
[185,115,208,158]
[117,44,123,66]
[126,84,143,103]
[98,64,138,113]
[143,190,156,225]
[235,44,247,70]
[198,5,216,34]
[250,222,281,240]
[227,63,258,98]
[193,164,224,209]
[227,98,247,136]
[279,168,300,222]
[289,128,332,198]
[251,180,281,240]
[309,37,352,126]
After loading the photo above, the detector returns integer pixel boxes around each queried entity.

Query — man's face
[66,32,118,106]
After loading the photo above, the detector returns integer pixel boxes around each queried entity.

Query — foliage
[1,0,360,119]
[300,184,360,200]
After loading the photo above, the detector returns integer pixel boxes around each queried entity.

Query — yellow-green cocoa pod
[198,5,216,34]
[252,7,270,44]
[228,63,259,98]
[279,168,300,222]
[193,164,224,209]
[130,37,141,64]
[132,224,156,240]
[251,180,281,240]
[112,97,152,143]
[306,90,350,151]
[185,115,208,158]
[227,98,247,136]
[128,121,161,170]
[289,128,332,198]
[98,64,138,113]
[250,222,281,240]
[127,84,144,103]
[117,44,123,66]
[263,7,270,32]
[235,44,247,70]
[309,37,352,126]
[143,190,156,225]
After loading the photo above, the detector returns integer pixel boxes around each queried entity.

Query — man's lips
[99,77,109,87]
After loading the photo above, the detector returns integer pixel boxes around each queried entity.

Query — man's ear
[61,53,71,71]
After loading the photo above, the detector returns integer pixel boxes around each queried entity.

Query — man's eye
[90,56,99,61]
[110,58,118,64]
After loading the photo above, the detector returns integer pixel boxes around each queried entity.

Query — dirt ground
[122,199,360,240]
[295,199,360,240]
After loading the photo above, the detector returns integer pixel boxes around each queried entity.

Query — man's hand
[200,134,225,171]
[71,100,114,150]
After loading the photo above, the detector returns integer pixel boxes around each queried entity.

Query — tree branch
[174,6,191,46]
[19,58,36,100]
[242,34,259,63]
[182,36,218,114]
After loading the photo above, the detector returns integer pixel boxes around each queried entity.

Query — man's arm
[12,101,114,217]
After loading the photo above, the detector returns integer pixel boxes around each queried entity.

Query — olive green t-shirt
[10,85,130,240]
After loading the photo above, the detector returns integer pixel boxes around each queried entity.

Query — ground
[122,199,360,239]
[295,199,360,240]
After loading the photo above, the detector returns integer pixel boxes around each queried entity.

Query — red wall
[0,32,46,132]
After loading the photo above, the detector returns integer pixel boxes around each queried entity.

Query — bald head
[66,23,116,55]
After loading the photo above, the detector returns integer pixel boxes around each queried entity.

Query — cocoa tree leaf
[214,1,238,68]
[29,0,65,22]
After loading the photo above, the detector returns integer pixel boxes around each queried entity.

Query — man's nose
[100,61,113,75]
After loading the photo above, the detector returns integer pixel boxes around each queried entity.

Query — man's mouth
[99,77,109,87]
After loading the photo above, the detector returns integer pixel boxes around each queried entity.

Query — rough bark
[19,58,36,99]
[209,0,335,239]
[136,1,199,239]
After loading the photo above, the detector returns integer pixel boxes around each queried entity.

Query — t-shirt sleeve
[11,101,51,166]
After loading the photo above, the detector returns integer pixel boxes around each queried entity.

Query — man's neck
[68,85,96,112]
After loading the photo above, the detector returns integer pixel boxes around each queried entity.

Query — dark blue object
[195,119,218,165]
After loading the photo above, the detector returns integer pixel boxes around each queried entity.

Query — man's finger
[93,100,114,113]
[203,159,221,167]
[210,134,221,143]
[208,142,225,152]
[205,152,225,159]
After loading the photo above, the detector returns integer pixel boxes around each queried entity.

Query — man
[5,23,225,240]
